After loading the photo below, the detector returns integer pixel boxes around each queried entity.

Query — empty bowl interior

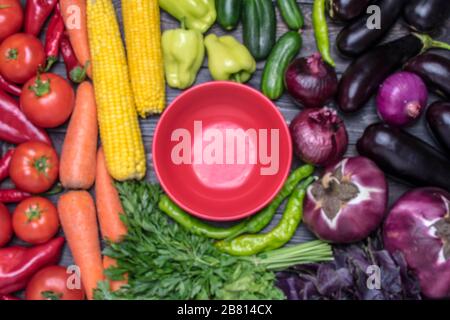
[153,82,292,221]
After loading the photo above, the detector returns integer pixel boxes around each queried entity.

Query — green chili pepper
[158,195,247,239]
[215,177,315,256]
[312,0,336,67]
[225,164,314,240]
[158,165,315,240]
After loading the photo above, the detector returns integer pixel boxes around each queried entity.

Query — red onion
[376,71,428,127]
[285,53,338,108]
[304,157,388,243]
[384,188,450,299]
[289,107,348,166]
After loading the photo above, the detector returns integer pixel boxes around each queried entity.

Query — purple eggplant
[357,123,450,191]
[338,34,450,113]
[328,0,372,22]
[404,52,450,98]
[426,101,450,155]
[336,0,406,57]
[427,49,450,60]
[338,35,420,113]
[404,0,450,33]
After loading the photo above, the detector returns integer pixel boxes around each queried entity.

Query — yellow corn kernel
[122,0,165,117]
[87,0,146,181]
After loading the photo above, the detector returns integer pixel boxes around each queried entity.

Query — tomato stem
[0,5,11,9]
[7,49,18,60]
[29,76,51,97]
[33,156,51,176]
[25,204,42,222]
[41,291,62,300]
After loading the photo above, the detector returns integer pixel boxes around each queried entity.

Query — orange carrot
[95,148,127,242]
[58,191,104,300]
[60,0,92,78]
[102,256,128,292]
[96,148,128,290]
[60,82,98,190]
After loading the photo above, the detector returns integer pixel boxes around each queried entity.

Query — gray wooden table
[6,1,450,274]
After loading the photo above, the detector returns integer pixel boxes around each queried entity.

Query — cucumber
[242,0,276,61]
[216,0,242,31]
[261,31,302,100]
[277,0,304,30]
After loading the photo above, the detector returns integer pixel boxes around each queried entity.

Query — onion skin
[426,101,450,155]
[376,72,428,127]
[304,157,388,243]
[289,108,348,166]
[383,188,450,299]
[285,53,338,108]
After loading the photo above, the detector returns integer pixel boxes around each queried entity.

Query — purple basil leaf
[392,251,422,300]
[299,281,321,300]
[277,235,422,300]
[277,275,302,300]
[373,250,403,297]
[316,264,343,295]
[336,268,353,288]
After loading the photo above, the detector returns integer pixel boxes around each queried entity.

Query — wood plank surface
[6,1,450,274]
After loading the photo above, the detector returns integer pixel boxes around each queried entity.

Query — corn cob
[87,0,146,181]
[122,0,165,117]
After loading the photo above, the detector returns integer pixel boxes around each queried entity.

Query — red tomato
[12,197,59,244]
[9,141,59,194]
[0,0,23,43]
[26,265,85,300]
[0,202,12,247]
[0,33,45,84]
[20,73,75,128]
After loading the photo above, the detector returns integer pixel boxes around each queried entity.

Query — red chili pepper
[24,0,58,37]
[0,237,64,295]
[0,74,21,97]
[0,89,52,145]
[44,4,64,71]
[0,294,21,300]
[60,34,88,84]
[0,189,31,203]
[0,149,15,183]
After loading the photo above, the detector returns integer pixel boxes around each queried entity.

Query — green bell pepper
[204,34,256,83]
[159,0,216,34]
[162,26,205,90]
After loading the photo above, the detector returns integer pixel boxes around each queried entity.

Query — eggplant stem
[414,33,450,53]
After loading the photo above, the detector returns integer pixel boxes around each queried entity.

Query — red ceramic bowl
[153,82,292,221]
